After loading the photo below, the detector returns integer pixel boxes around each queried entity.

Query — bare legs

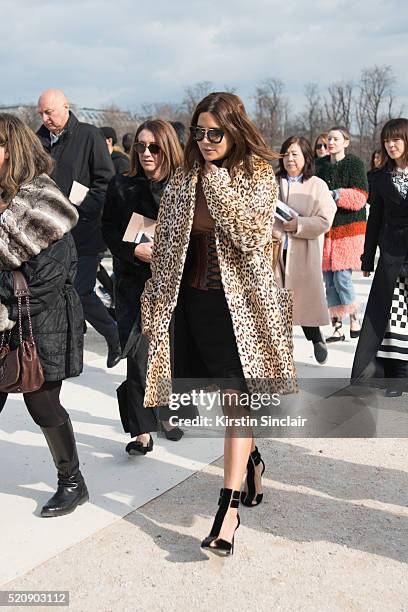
[210,390,252,546]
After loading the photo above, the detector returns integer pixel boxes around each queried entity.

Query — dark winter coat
[101,172,164,348]
[0,233,84,381]
[351,168,408,383]
[111,150,130,175]
[37,112,115,256]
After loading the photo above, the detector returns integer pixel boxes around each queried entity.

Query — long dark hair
[0,113,54,203]
[369,149,381,171]
[379,118,408,171]
[184,92,279,178]
[276,136,315,181]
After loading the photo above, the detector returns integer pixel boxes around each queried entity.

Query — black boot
[107,340,122,368]
[40,419,89,518]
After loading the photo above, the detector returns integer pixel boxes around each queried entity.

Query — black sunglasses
[316,143,327,150]
[134,142,161,155]
[190,126,224,144]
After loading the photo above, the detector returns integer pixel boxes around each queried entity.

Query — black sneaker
[313,341,328,364]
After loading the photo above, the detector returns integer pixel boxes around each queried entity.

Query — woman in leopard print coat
[141,93,296,554]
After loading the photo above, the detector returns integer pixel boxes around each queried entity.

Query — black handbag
[0,271,44,393]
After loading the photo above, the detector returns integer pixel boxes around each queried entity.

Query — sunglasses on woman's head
[189,126,224,144]
[134,142,161,154]
[316,143,327,150]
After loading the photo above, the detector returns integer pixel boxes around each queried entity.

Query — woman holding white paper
[102,120,183,454]
[274,136,336,364]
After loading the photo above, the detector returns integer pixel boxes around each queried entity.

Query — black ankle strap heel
[241,446,265,507]
[201,488,241,556]
[326,318,345,343]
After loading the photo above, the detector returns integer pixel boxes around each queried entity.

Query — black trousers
[302,326,323,343]
[379,357,408,379]
[0,381,68,427]
[125,337,158,437]
[74,254,119,346]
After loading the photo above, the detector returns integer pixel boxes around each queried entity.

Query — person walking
[0,113,87,517]
[313,132,329,159]
[36,89,121,368]
[122,133,135,156]
[352,118,408,397]
[102,120,184,454]
[274,136,336,364]
[100,126,130,175]
[141,93,296,554]
[316,126,368,342]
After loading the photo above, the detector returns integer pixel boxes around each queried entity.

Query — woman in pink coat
[274,136,336,363]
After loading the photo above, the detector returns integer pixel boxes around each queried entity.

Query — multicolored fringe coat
[317,154,368,271]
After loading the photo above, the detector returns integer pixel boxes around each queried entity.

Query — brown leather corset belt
[183,231,223,290]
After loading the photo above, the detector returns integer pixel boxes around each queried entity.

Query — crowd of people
[0,87,407,555]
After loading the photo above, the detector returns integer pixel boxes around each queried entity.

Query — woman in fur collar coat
[141,93,296,555]
[0,113,88,518]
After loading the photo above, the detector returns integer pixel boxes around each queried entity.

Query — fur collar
[0,173,78,270]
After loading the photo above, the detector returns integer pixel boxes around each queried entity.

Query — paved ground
[1,272,408,612]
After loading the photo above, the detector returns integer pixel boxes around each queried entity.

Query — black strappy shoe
[201,488,241,556]
[326,317,345,343]
[241,446,265,507]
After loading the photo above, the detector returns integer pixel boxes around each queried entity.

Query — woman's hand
[134,235,154,263]
[282,217,298,232]
[363,271,371,277]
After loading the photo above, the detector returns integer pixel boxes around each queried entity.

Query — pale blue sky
[2,0,407,113]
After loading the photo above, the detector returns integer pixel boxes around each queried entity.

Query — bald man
[37,89,121,368]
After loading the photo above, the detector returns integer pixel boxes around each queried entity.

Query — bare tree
[301,82,325,143]
[181,81,213,117]
[253,78,288,146]
[357,65,396,150]
[99,104,140,142]
[19,105,41,131]
[140,102,182,122]
[325,81,354,129]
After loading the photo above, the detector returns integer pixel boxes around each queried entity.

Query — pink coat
[274,176,337,326]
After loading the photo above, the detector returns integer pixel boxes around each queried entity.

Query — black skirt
[174,284,246,390]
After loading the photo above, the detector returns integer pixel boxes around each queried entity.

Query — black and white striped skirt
[377,276,408,361]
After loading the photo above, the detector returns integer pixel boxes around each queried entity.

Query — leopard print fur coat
[141,156,297,407]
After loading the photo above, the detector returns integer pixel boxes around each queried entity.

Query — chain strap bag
[0,271,45,393]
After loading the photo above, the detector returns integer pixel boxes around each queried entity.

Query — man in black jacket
[37,88,121,368]
[100,126,130,175]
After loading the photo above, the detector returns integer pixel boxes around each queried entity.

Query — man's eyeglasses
[190,126,225,144]
[134,142,161,155]
[316,143,327,150]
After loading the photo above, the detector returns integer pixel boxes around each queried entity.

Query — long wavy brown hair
[184,92,279,178]
[0,113,54,203]
[129,119,183,181]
